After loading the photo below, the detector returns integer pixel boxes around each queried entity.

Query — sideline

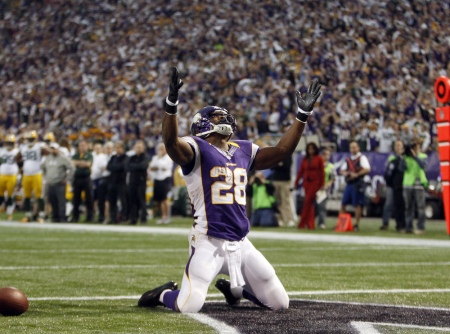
[1,222,450,247]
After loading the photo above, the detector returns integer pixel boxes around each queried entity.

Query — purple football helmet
[191,106,236,138]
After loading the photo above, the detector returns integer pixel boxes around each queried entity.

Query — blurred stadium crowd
[0,0,447,229]
[0,0,448,154]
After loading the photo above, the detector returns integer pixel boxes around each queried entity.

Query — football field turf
[0,218,449,333]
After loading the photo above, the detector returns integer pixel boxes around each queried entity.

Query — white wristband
[296,117,308,124]
[297,106,312,115]
[166,97,179,106]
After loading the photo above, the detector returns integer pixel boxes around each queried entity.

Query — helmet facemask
[191,107,236,139]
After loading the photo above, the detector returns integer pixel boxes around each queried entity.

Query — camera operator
[247,172,278,227]
[403,141,428,234]
[381,140,406,232]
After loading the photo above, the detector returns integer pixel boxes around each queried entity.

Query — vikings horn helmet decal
[190,106,236,138]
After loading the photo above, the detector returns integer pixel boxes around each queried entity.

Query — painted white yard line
[0,264,184,270]
[1,222,450,248]
[0,246,435,253]
[259,246,435,251]
[2,262,450,270]
[274,261,450,268]
[186,313,240,334]
[286,288,450,297]
[0,222,191,235]
[0,237,156,242]
[29,295,142,301]
[352,321,450,333]
[351,322,381,334]
[0,248,187,253]
[28,289,450,305]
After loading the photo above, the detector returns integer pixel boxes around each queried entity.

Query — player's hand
[168,67,184,103]
[296,79,322,112]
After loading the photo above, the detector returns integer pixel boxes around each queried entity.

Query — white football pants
[176,227,289,313]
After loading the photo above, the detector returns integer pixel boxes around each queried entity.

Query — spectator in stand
[91,142,105,214]
[0,1,446,157]
[294,143,324,229]
[381,140,406,232]
[248,172,278,227]
[377,115,397,153]
[268,109,280,133]
[400,124,413,146]
[255,113,269,135]
[97,142,114,223]
[107,141,129,224]
[403,141,428,235]
[419,124,431,152]
[339,141,371,232]
[317,149,336,229]
[41,143,74,223]
[71,140,94,223]
[149,143,173,224]
[126,140,150,225]
[271,154,295,227]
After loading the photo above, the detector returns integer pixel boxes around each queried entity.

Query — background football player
[138,67,321,313]
[16,131,49,223]
[0,135,20,220]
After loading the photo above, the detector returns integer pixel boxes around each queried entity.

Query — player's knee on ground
[243,249,288,310]
[264,276,289,311]
[178,288,206,313]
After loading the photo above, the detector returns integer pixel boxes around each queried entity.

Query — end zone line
[291,298,450,312]
[28,288,450,304]
[1,222,450,248]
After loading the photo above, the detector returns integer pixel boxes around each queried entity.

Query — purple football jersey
[181,136,259,241]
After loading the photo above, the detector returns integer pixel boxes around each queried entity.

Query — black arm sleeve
[180,144,196,175]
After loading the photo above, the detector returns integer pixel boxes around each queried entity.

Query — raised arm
[253,80,322,170]
[162,67,194,166]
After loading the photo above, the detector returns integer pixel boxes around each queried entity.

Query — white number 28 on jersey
[210,167,247,205]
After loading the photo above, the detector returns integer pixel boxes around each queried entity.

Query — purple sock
[243,289,266,308]
[163,290,180,311]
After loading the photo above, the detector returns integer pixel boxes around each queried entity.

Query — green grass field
[0,217,449,333]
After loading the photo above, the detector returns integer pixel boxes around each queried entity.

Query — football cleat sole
[138,281,178,307]
[215,278,240,306]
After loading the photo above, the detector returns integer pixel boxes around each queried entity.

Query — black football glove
[164,67,184,115]
[296,79,322,122]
